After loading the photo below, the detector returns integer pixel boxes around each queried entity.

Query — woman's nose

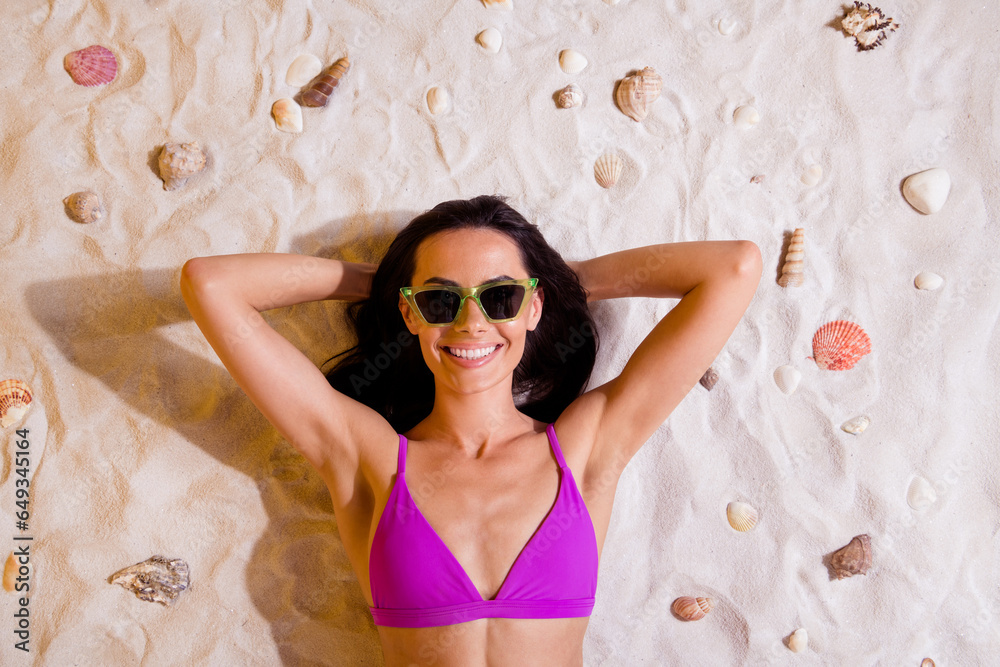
[454,296,489,332]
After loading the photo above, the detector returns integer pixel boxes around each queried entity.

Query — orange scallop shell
[0,379,32,428]
[811,320,871,370]
[672,596,714,621]
[64,45,118,87]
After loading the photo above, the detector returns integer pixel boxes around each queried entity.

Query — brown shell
[672,596,714,621]
[812,320,872,370]
[615,66,662,122]
[157,142,206,191]
[64,191,103,223]
[830,534,872,579]
[699,367,719,390]
[0,379,32,428]
[109,555,190,605]
[300,56,350,108]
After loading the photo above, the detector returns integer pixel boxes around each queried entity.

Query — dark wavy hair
[324,195,598,433]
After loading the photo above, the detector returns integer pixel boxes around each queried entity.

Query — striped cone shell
[811,320,871,370]
[64,45,118,86]
[672,596,714,621]
[300,56,350,108]
[0,379,32,428]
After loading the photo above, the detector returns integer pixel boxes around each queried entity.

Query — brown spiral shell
[300,56,350,108]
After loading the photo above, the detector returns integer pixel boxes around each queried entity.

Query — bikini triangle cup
[368,423,599,628]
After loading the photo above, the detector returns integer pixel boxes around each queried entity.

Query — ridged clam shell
[64,45,118,87]
[615,67,662,122]
[734,105,760,128]
[559,49,588,74]
[63,191,103,224]
[788,628,808,653]
[109,555,190,606]
[0,379,32,428]
[672,596,714,621]
[271,98,303,133]
[556,84,583,109]
[830,534,871,579]
[476,28,502,53]
[903,168,950,214]
[426,86,450,115]
[300,56,350,108]
[778,228,805,287]
[840,415,870,435]
[594,153,623,189]
[285,54,322,87]
[812,320,872,370]
[907,476,937,510]
[914,271,944,290]
[726,501,758,532]
[157,142,206,191]
[773,365,801,395]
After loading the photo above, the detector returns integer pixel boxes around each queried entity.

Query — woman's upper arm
[180,259,395,505]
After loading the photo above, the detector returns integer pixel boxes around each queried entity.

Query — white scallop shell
[594,153,622,189]
[286,54,322,87]
[559,49,588,74]
[733,105,760,128]
[907,476,937,511]
[841,415,870,435]
[801,164,823,186]
[914,271,943,291]
[903,168,950,214]
[427,86,450,115]
[476,28,502,53]
[773,365,801,395]
[726,501,758,532]
[789,628,808,653]
[718,17,737,35]
[271,98,303,133]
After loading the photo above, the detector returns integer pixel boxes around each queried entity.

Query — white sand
[2,0,998,664]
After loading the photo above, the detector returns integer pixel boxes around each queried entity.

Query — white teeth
[447,346,498,360]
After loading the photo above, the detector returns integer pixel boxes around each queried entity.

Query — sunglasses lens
[414,290,460,324]
[480,284,526,321]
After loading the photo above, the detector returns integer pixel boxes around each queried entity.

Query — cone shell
[812,320,871,370]
[271,98,303,133]
[0,379,32,428]
[300,56,350,108]
[830,534,872,579]
[63,191,103,224]
[157,142,206,191]
[726,501,758,532]
[594,153,623,189]
[615,67,662,122]
[64,45,118,87]
[778,228,805,287]
[672,596,714,621]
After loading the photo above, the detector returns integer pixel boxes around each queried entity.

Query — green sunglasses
[400,278,539,326]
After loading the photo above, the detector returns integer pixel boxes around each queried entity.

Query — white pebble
[476,28,502,53]
[559,49,588,74]
[788,628,808,653]
[902,168,951,214]
[734,105,760,129]
[801,164,823,187]
[914,271,943,291]
[426,87,450,115]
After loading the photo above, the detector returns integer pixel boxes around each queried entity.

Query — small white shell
[788,628,808,653]
[556,84,583,109]
[907,476,937,511]
[718,17,737,35]
[726,501,758,532]
[476,28,502,53]
[481,0,512,9]
[903,168,950,214]
[271,98,303,133]
[559,49,588,74]
[840,415,871,435]
[733,105,760,129]
[801,164,823,186]
[914,272,943,291]
[773,365,801,395]
[594,153,622,189]
[427,86,450,115]
[285,54,322,87]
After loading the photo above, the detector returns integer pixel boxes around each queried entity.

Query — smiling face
[399,228,543,396]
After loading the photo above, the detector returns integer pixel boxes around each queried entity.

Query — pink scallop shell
[811,320,872,370]
[64,45,118,87]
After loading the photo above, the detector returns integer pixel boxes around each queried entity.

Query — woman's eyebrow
[422,275,514,286]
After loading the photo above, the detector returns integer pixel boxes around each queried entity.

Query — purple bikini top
[368,423,599,628]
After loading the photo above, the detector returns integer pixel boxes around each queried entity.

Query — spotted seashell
[300,56,350,108]
[615,66,662,122]
[63,191,103,224]
[157,142,206,191]
[788,628,808,652]
[64,45,118,87]
[271,98,303,133]
[672,596,714,621]
[285,54,322,87]
[726,501,758,532]
[777,228,805,287]
[556,84,583,109]
[829,534,871,579]
[109,555,190,606]
[841,2,898,51]
[594,153,623,189]
[0,379,32,428]
[773,365,801,395]
[811,320,871,370]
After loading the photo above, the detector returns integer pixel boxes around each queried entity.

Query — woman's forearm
[570,241,760,302]
[181,253,376,311]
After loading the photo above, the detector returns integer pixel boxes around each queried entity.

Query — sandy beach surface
[1,0,998,664]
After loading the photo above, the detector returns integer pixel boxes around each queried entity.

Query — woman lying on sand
[181,195,761,665]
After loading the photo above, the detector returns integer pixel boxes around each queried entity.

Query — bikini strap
[545,423,568,469]
[397,434,408,474]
